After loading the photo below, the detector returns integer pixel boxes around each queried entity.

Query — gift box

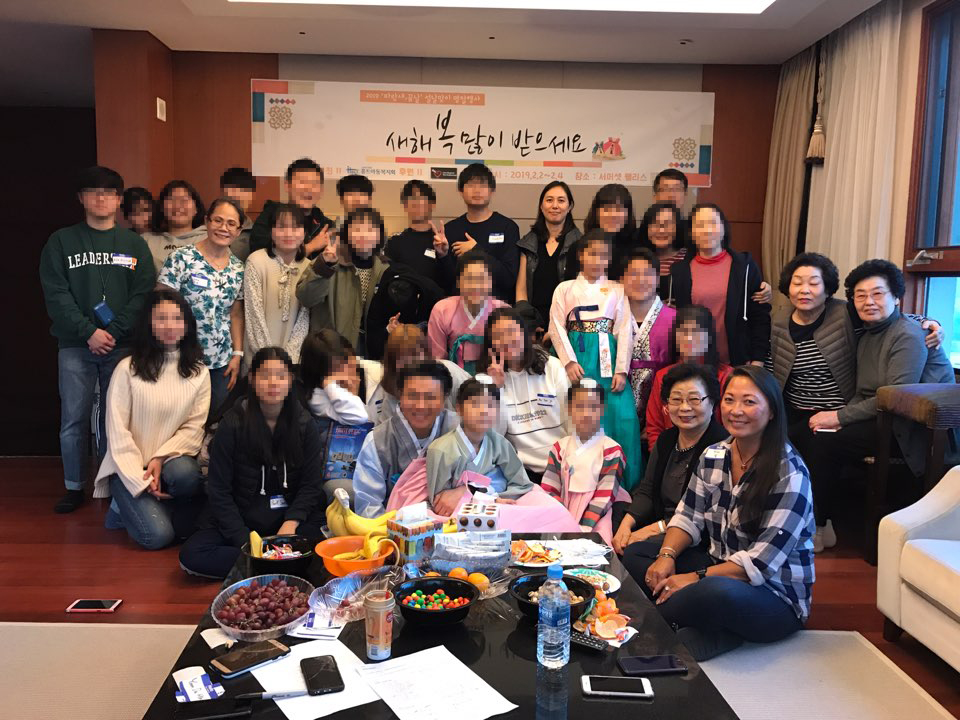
[454,501,500,531]
[387,516,443,564]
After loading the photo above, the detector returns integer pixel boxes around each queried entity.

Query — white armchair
[877,465,960,672]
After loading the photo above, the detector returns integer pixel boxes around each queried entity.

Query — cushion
[877,384,960,428]
[901,539,960,618]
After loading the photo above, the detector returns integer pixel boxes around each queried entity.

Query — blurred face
[789,265,828,314]
[348,220,380,258]
[403,188,434,224]
[128,200,152,234]
[490,316,525,365]
[541,187,571,227]
[691,207,725,257]
[79,188,121,221]
[253,358,294,407]
[675,320,709,361]
[341,192,371,214]
[272,213,305,256]
[332,354,361,396]
[151,300,186,348]
[721,375,771,441]
[461,178,493,208]
[459,262,493,308]
[596,203,627,233]
[222,186,254,213]
[666,377,713,433]
[206,203,241,248]
[654,179,687,209]
[579,240,611,280]
[164,187,197,231]
[399,375,446,436]
[459,392,497,435]
[393,346,427,372]
[570,389,604,439]
[853,275,898,323]
[287,170,323,210]
[648,208,677,251]
[622,257,658,303]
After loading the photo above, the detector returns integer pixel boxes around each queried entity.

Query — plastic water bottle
[535,664,568,720]
[537,563,570,668]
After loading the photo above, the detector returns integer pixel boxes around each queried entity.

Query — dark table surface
[144,533,738,720]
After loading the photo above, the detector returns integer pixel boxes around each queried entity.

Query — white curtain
[762,47,817,310]
[806,0,903,288]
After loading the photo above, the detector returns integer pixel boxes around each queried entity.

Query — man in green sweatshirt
[39,166,156,513]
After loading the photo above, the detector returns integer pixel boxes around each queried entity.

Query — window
[915,4,960,248]
[925,276,960,365]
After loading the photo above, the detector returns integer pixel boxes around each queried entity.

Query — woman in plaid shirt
[622,365,815,661]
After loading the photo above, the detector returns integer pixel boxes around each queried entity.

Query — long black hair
[129,287,205,382]
[243,347,304,467]
[667,305,721,369]
[582,184,635,236]
[151,180,205,233]
[476,306,548,376]
[300,329,356,394]
[637,201,689,253]
[530,181,577,243]
[721,365,788,533]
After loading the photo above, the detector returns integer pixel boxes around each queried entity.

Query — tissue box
[387,518,443,564]
[454,502,500,531]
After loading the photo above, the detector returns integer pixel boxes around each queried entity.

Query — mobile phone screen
[301,655,345,695]
[212,640,288,675]
[586,676,653,695]
[618,654,687,676]
[67,599,121,611]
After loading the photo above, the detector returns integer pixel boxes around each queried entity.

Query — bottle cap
[547,563,563,580]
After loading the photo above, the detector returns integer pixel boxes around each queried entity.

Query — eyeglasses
[81,188,117,198]
[666,395,708,408]
[853,289,890,303]
[208,216,240,230]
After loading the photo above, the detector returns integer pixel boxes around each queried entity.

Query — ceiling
[0,0,881,106]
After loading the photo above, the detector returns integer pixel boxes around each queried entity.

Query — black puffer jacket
[204,399,326,547]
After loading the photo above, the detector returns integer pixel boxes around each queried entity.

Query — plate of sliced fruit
[511,539,562,567]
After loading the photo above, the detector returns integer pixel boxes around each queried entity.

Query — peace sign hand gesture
[320,231,340,264]
[305,223,332,258]
[487,349,506,388]
[430,221,449,258]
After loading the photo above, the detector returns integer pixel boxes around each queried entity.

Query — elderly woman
[622,366,815,661]
[614,363,727,555]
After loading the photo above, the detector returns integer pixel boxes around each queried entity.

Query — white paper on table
[200,628,235,649]
[355,646,517,720]
[287,620,344,640]
[251,639,378,720]
[543,539,610,566]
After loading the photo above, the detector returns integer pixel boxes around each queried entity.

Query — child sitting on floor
[541,379,626,542]
[426,377,533,516]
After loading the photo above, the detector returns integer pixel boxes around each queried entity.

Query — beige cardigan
[94,353,210,498]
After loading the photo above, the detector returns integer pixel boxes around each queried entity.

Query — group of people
[40,158,957,661]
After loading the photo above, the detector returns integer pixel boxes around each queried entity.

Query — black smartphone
[173,699,253,720]
[210,639,290,678]
[301,655,345,696]
[617,654,688,677]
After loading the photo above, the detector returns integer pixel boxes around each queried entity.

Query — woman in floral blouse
[159,197,245,415]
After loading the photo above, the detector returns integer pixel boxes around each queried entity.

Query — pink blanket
[385,462,585,535]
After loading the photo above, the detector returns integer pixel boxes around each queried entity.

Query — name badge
[488,233,505,245]
[269,495,288,510]
[705,447,727,460]
[111,253,137,270]
[536,393,556,407]
[423,248,437,259]
[190,273,210,288]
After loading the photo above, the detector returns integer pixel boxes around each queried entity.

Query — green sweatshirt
[39,222,156,348]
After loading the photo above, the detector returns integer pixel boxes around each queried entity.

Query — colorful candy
[400,589,470,611]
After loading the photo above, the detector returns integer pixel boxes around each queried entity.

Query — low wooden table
[142,533,739,720]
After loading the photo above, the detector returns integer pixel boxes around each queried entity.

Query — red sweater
[690,251,732,364]
[645,362,733,447]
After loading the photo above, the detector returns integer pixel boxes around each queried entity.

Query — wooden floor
[3,456,958,716]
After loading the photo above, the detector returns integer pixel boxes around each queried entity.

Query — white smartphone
[66,599,123,613]
[581,675,654,699]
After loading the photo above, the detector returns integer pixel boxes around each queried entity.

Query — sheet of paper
[252,639,378,720]
[200,628,235,649]
[546,539,611,566]
[287,614,344,640]
[355,646,517,720]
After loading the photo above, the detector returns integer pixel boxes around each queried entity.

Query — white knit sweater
[94,352,211,498]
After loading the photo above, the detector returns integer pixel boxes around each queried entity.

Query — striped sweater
[541,432,625,529]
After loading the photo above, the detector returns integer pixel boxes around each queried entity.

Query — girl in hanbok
[427,255,508,373]
[541,379,626,543]
[549,229,643,490]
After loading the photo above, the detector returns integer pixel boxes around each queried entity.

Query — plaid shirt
[668,439,816,620]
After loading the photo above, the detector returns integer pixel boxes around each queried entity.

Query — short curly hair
[844,259,906,301]
[778,252,841,297]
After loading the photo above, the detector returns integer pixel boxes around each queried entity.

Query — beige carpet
[700,630,956,720]
[0,622,194,720]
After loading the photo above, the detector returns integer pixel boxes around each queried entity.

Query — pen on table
[235,690,309,701]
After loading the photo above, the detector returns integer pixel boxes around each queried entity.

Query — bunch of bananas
[325,488,396,537]
[332,529,401,562]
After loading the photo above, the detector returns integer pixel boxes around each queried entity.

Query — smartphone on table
[210,639,290,679]
[617,654,688,677]
[581,675,654,699]
[301,655,345,695]
[66,599,122,613]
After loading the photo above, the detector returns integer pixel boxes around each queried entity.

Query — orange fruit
[605,614,629,629]
[467,572,490,592]
[448,567,469,581]
[424,571,441,577]
[595,599,618,617]
[593,619,618,640]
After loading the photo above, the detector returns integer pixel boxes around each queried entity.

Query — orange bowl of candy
[314,536,395,577]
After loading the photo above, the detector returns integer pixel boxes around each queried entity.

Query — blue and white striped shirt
[668,439,816,620]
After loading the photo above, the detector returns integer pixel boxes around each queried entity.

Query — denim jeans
[58,347,122,491]
[209,365,229,418]
[108,456,204,550]
[623,538,803,650]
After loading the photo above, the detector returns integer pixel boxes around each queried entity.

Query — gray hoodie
[143,226,208,273]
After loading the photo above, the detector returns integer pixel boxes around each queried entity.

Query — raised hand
[386,312,401,335]
[320,231,340,264]
[487,349,506,388]
[430,221,449,258]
